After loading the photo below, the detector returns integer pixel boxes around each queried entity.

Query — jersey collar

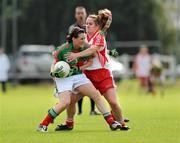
[87,29,99,42]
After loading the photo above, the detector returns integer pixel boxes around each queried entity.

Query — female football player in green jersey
[37,27,122,132]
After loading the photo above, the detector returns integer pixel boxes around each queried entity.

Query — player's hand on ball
[50,71,66,78]
[67,52,78,61]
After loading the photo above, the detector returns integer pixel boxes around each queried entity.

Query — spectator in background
[133,45,153,94]
[0,47,10,93]
[150,56,164,95]
[67,6,100,115]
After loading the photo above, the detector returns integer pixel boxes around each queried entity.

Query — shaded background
[0,2,180,143]
[0,0,180,61]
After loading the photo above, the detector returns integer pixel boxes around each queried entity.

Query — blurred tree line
[0,0,177,55]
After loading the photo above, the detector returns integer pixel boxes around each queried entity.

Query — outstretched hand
[66,52,78,61]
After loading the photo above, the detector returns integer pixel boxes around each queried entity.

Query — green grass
[0,80,180,143]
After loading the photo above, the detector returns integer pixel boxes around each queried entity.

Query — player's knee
[61,100,71,109]
[65,100,71,107]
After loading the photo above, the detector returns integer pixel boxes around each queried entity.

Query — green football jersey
[53,43,91,76]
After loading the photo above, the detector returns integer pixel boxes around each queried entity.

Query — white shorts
[54,74,91,95]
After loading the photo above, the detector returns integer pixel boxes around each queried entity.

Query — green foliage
[153,0,176,54]
[0,0,176,54]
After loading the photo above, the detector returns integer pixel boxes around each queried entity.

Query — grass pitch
[0,80,180,143]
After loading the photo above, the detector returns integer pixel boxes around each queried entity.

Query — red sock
[66,119,74,128]
[104,115,114,125]
[111,111,116,120]
[40,114,53,126]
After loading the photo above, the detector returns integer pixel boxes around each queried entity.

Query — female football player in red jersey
[55,9,130,131]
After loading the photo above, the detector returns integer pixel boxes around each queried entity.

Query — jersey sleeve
[52,43,67,62]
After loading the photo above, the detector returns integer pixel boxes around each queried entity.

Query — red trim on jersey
[94,33,107,67]
[87,30,108,68]
[92,33,104,47]
[87,29,99,42]
[96,48,108,67]
[92,31,107,67]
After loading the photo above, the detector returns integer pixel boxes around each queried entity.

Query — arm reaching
[67,45,99,61]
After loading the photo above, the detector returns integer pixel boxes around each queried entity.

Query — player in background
[0,47,10,93]
[37,27,122,132]
[55,9,130,131]
[133,45,154,94]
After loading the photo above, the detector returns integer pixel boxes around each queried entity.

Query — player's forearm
[80,59,93,70]
[76,45,98,58]
[80,63,90,70]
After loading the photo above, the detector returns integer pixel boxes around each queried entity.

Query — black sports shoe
[110,121,130,131]
[37,125,48,132]
[110,121,122,131]
[124,118,130,122]
[55,124,73,131]
[120,125,130,131]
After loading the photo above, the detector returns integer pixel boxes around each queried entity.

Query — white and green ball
[53,61,70,78]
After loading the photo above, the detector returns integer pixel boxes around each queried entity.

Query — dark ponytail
[66,27,85,43]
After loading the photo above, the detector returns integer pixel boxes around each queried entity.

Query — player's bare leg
[103,88,123,122]
[103,88,130,130]
[37,91,72,132]
[76,83,124,130]
[55,83,124,131]
[55,93,83,131]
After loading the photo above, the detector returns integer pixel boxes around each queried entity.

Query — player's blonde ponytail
[88,9,112,30]
[98,9,112,30]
